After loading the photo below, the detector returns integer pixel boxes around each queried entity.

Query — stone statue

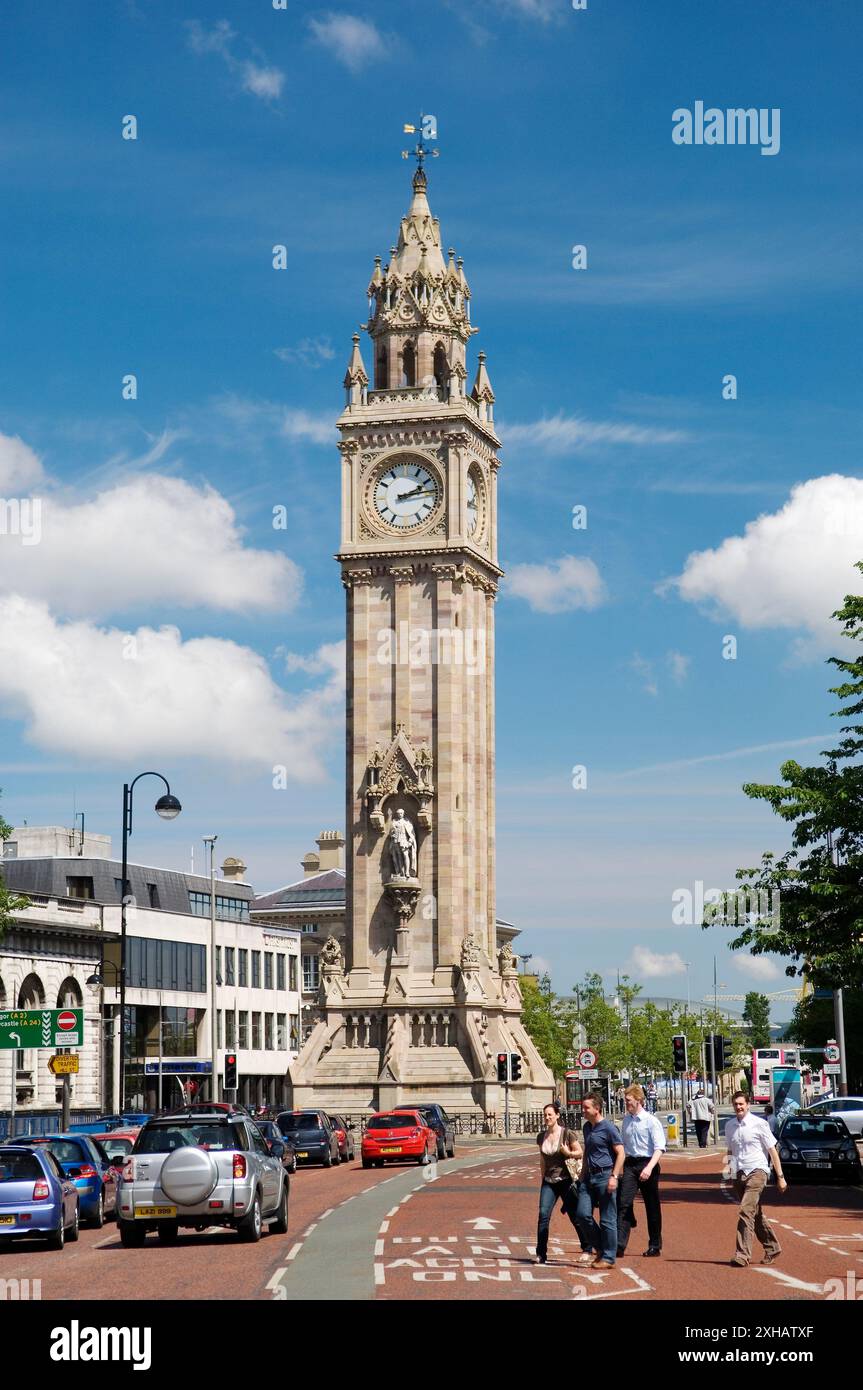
[498,942,517,976]
[386,808,417,879]
[320,935,343,969]
[460,934,481,971]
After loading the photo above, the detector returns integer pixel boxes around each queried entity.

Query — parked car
[275,1111,340,1168]
[361,1110,436,1168]
[12,1134,117,1227]
[777,1114,862,1183]
[802,1096,863,1137]
[253,1120,297,1174]
[327,1114,356,1163]
[0,1144,79,1250]
[91,1131,141,1172]
[394,1103,455,1160]
[117,1111,289,1247]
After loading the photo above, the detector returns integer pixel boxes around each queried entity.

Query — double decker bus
[751,1046,799,1104]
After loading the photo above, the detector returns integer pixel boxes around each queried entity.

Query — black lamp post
[118,773,181,1112]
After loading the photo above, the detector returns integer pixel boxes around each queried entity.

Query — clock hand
[398,485,436,501]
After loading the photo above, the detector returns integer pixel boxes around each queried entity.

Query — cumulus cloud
[630,653,658,698]
[275,338,336,369]
[281,409,334,446]
[734,953,781,982]
[629,946,687,979]
[505,413,688,454]
[0,432,45,491]
[667,650,690,683]
[505,556,606,614]
[281,642,345,677]
[308,15,386,72]
[665,475,863,649]
[0,598,343,774]
[185,19,284,101]
[2,474,300,619]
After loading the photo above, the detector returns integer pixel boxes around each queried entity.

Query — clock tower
[290,164,553,1113]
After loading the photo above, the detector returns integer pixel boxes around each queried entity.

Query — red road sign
[57,1011,77,1031]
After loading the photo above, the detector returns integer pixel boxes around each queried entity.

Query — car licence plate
[297,1151,309,1158]
[381,1147,402,1154]
[0,1216,15,1225]
[804,1162,830,1169]
[134,1205,177,1218]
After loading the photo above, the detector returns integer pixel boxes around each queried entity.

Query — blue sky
[1,0,861,1023]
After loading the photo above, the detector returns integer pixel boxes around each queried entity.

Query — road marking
[303,1223,318,1236]
[374,1239,384,1255]
[374,1263,385,1285]
[94,1235,116,1249]
[386,1206,400,1218]
[755,1268,824,1294]
[267,1268,287,1294]
[464,1217,501,1230]
[319,1208,334,1220]
[379,1220,389,1233]
[818,1232,863,1240]
[285,1242,303,1261]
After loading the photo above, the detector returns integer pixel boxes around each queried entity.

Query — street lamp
[119,772,181,1113]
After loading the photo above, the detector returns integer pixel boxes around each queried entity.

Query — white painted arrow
[755,1268,825,1295]
[464,1217,501,1231]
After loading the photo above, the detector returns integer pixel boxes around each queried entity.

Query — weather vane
[401,113,440,171]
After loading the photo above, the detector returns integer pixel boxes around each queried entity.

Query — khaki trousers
[734,1169,781,1263]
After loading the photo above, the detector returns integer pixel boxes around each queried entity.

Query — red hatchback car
[361,1110,436,1169]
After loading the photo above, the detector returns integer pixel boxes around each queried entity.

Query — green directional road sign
[0,1008,84,1050]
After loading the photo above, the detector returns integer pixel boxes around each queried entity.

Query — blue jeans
[536,1179,582,1259]
[576,1172,618,1263]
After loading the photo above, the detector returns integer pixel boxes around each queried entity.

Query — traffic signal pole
[504,1079,510,1137]
[709,1037,719,1146]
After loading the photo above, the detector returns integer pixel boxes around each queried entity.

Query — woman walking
[535,1101,584,1264]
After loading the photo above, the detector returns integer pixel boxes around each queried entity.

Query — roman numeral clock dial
[374,461,439,530]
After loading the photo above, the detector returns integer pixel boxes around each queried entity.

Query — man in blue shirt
[576,1092,625,1268]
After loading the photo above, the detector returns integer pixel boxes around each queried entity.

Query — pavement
[2,1137,861,1302]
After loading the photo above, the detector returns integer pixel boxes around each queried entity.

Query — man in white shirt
[688,1088,714,1147]
[724,1090,787,1267]
[618,1084,666,1258]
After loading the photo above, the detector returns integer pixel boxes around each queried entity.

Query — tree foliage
[742,992,772,1050]
[783,989,863,1092]
[0,792,28,941]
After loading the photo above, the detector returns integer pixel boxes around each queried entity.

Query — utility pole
[711,957,720,1145]
[834,989,849,1098]
[204,835,218,1103]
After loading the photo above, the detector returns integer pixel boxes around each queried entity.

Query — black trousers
[695,1119,710,1147]
[617,1157,662,1252]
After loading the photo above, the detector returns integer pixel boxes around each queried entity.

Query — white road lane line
[755,1268,825,1294]
[374,1239,384,1255]
[374,1263,385,1285]
[379,1220,389,1233]
[319,1208,334,1220]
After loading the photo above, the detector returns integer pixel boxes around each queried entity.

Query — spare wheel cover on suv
[159,1146,220,1205]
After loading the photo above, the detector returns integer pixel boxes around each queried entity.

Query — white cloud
[0,598,343,774]
[1,474,300,619]
[631,653,658,698]
[734,953,781,982]
[281,409,334,446]
[505,556,606,614]
[504,412,688,454]
[0,432,45,491]
[308,15,386,72]
[629,946,687,979]
[667,650,690,683]
[666,475,863,648]
[281,642,345,677]
[185,19,284,101]
[275,338,336,369]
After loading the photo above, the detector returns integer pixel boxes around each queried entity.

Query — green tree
[720,568,863,989]
[0,793,28,940]
[520,973,573,1078]
[575,972,630,1075]
[784,989,863,1093]
[742,992,771,1049]
[629,1001,677,1076]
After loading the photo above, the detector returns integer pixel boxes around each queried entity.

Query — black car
[275,1111,340,1168]
[254,1120,297,1174]
[394,1103,455,1160]
[777,1114,862,1184]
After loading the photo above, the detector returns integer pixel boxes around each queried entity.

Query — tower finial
[401,113,440,175]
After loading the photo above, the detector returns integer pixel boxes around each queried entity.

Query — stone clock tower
[290,165,554,1114]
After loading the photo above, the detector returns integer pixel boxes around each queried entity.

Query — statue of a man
[387,808,417,879]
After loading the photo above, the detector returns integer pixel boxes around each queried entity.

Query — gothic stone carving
[366,728,434,830]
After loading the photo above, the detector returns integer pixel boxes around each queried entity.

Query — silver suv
[116,1110,289,1247]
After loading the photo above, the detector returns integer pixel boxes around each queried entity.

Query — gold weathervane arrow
[401,113,440,170]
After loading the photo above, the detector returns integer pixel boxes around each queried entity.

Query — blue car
[0,1145,79,1249]
[14,1134,118,1228]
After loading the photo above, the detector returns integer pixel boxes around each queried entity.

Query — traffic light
[722,1036,733,1071]
[705,1034,726,1073]
[497,1053,509,1083]
[224,1052,238,1090]
[672,1034,687,1073]
[510,1053,522,1082]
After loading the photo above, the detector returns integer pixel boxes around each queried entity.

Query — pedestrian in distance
[575,1091,625,1269]
[618,1084,665,1258]
[764,1104,776,1135]
[724,1090,787,1267]
[646,1081,658,1114]
[688,1087,714,1148]
[535,1101,584,1265]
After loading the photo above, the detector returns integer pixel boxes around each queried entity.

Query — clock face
[374,460,440,530]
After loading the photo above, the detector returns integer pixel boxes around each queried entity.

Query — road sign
[577,1048,597,1069]
[0,1008,84,1050]
[48,1053,79,1076]
[825,1064,841,1076]
[578,1068,599,1080]
[824,1041,841,1064]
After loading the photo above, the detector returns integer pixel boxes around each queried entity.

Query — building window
[66,876,94,900]
[189,891,210,917]
[303,954,319,993]
[277,1014,287,1049]
[251,952,261,989]
[146,882,160,908]
[251,1013,261,1050]
[238,950,248,987]
[216,1010,222,1048]
[264,953,274,990]
[238,1012,249,1049]
[289,955,298,992]
[114,878,124,896]
[265,1014,274,1050]
[215,895,249,922]
[301,923,317,935]
[215,945,221,983]
[126,937,206,992]
[276,954,285,991]
[225,947,235,986]
[289,1014,299,1049]
[225,1010,236,1048]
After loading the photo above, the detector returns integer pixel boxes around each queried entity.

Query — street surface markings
[755,1268,825,1294]
[378,1220,389,1233]
[319,1208,334,1219]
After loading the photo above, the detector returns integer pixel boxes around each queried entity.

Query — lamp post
[119,773,181,1113]
[203,835,218,1102]
[86,961,121,1113]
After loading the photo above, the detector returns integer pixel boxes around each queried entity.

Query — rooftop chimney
[221,856,247,883]
[301,831,345,877]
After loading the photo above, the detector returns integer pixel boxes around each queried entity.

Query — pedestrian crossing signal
[510,1053,522,1082]
[497,1053,509,1083]
[224,1052,238,1090]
